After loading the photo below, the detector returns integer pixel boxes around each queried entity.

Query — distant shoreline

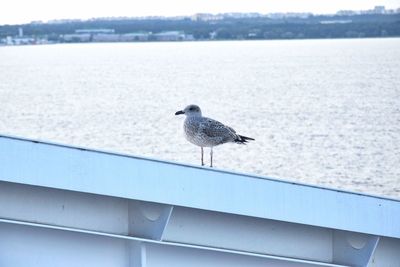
[1,36,400,48]
[1,13,399,46]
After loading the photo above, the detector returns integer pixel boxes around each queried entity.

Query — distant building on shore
[62,29,150,42]
[373,6,386,14]
[320,20,352,24]
[119,33,149,41]
[75,29,115,34]
[60,29,193,43]
[152,31,193,41]
[191,13,224,21]
[337,5,400,16]
[91,32,150,42]
[61,33,91,42]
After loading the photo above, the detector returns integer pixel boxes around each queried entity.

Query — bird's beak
[175,110,185,115]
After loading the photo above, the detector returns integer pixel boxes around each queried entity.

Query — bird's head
[175,104,202,117]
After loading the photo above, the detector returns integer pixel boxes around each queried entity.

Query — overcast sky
[1,0,399,25]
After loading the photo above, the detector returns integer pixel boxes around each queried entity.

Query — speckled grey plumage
[175,104,254,167]
[183,116,239,147]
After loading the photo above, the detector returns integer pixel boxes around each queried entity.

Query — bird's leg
[201,147,204,166]
[210,147,213,167]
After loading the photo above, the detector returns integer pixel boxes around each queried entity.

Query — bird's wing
[200,118,236,138]
[226,126,236,133]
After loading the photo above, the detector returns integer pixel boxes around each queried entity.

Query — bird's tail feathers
[234,135,255,144]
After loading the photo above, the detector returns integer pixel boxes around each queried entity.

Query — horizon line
[1,5,399,26]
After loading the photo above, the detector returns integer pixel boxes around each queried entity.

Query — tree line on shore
[0,14,399,41]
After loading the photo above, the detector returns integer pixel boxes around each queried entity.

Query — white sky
[1,0,399,25]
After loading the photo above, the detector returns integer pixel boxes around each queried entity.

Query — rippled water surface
[1,39,399,198]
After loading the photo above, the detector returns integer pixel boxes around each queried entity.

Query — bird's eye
[189,107,194,111]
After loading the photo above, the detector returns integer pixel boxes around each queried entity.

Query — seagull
[175,104,254,167]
